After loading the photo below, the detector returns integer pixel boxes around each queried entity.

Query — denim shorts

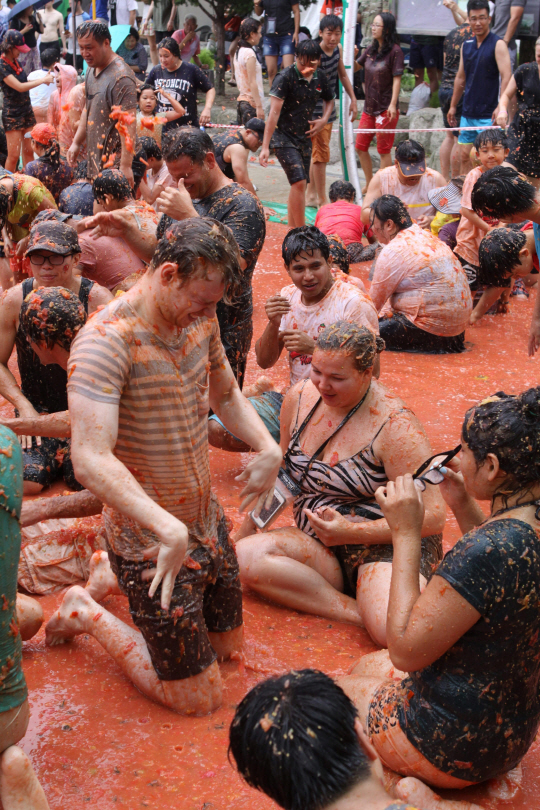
[458,116,493,145]
[263,33,295,57]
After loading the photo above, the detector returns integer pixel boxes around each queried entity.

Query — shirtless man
[45,218,282,715]
[211,118,265,194]
[0,221,112,495]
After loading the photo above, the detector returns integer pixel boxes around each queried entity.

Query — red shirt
[320,0,343,14]
[315,199,371,245]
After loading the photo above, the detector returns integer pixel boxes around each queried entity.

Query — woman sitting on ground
[236,322,445,647]
[369,194,472,353]
[339,386,540,791]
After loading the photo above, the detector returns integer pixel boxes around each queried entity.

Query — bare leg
[305,160,317,207]
[357,562,426,648]
[281,53,294,71]
[288,180,307,228]
[147,34,158,65]
[379,152,392,172]
[209,625,243,661]
[0,700,30,753]
[312,161,329,206]
[16,593,43,641]
[208,418,251,452]
[32,109,48,125]
[358,149,373,192]
[45,586,223,714]
[85,551,123,602]
[242,376,275,399]
[233,513,257,542]
[426,66,439,96]
[396,778,483,810]
[236,527,363,625]
[450,137,461,178]
[5,131,23,173]
[0,746,50,810]
[439,131,454,181]
[266,55,278,88]
[459,143,473,176]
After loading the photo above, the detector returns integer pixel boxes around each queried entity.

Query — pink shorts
[368,682,476,790]
[355,111,395,154]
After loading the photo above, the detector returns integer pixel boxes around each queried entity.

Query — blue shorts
[263,33,295,57]
[209,391,283,444]
[458,116,493,145]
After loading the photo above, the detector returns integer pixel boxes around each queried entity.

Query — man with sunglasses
[0,220,112,494]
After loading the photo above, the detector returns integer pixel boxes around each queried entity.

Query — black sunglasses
[413,445,461,492]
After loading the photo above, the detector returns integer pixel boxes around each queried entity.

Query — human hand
[235,444,283,513]
[443,0,457,9]
[256,106,265,120]
[21,23,33,33]
[199,106,212,126]
[386,103,397,122]
[307,118,327,138]
[469,308,482,326]
[281,329,316,355]
[496,108,508,128]
[157,179,197,220]
[42,73,55,85]
[349,100,358,122]
[305,506,353,546]
[437,457,468,512]
[259,146,270,167]
[4,233,15,258]
[292,31,299,44]
[15,235,29,258]
[14,402,42,451]
[82,209,133,239]
[141,517,189,610]
[374,475,425,538]
[167,17,175,31]
[265,294,290,325]
[415,214,432,229]
[66,142,80,168]
[447,107,457,128]
[528,317,540,357]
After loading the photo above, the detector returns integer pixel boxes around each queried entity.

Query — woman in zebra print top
[237,322,446,647]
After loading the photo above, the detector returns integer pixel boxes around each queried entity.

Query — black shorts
[2,107,35,133]
[456,253,481,290]
[274,142,312,185]
[438,86,462,130]
[237,100,256,126]
[409,40,444,72]
[379,312,466,354]
[23,437,81,489]
[107,517,243,681]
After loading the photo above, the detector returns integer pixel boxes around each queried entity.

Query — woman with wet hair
[234,18,264,125]
[339,386,540,792]
[237,321,446,647]
[24,122,74,202]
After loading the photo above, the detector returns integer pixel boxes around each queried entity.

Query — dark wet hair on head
[20,288,87,352]
[0,184,11,230]
[132,147,148,193]
[367,11,398,57]
[76,21,111,43]
[163,126,215,164]
[474,128,508,151]
[471,166,536,220]
[74,160,88,181]
[295,39,321,60]
[462,386,540,498]
[236,17,262,54]
[139,135,162,161]
[467,0,489,12]
[395,138,425,164]
[316,321,384,372]
[157,36,181,58]
[282,226,330,266]
[478,227,527,286]
[150,217,241,305]
[92,169,133,203]
[320,13,343,31]
[370,194,412,231]
[329,180,356,203]
[228,669,371,810]
[137,83,155,101]
[41,138,61,169]
[41,48,58,69]
[328,235,349,274]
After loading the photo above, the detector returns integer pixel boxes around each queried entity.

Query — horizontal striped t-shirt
[67,297,225,560]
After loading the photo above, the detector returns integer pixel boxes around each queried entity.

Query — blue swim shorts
[458,116,494,145]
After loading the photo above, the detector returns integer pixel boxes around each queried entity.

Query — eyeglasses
[29,253,66,266]
[413,445,461,491]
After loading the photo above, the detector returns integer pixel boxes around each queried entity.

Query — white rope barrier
[204,122,502,134]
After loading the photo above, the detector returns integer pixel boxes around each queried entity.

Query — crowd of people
[0,3,539,810]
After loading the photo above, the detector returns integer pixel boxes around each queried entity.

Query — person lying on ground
[45,218,283,716]
[208,227,379,452]
[24,122,74,203]
[471,225,539,323]
[137,136,175,211]
[236,322,445,647]
[0,425,51,810]
[211,118,264,195]
[315,180,379,263]
[338,385,540,794]
[469,165,540,355]
[362,140,445,230]
[0,222,112,495]
[369,195,472,353]
[229,668,483,810]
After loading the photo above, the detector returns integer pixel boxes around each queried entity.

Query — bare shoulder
[282,379,317,425]
[88,282,114,313]
[372,381,426,437]
[0,284,24,321]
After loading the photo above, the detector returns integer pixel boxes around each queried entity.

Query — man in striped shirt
[45,218,282,715]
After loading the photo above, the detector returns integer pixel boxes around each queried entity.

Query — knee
[207,418,226,449]
[17,595,44,641]
[0,745,31,788]
[23,480,44,496]
[235,537,266,584]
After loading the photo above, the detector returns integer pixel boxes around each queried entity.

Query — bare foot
[45,586,96,646]
[242,376,276,399]
[485,764,522,801]
[396,777,483,810]
[349,649,406,681]
[85,551,122,602]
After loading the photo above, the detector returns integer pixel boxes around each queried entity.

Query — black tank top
[212,131,245,181]
[15,277,94,414]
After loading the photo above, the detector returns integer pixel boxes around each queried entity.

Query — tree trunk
[215,12,226,95]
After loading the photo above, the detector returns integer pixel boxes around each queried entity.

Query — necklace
[1,54,22,75]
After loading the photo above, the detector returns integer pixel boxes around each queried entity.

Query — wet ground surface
[5,220,540,809]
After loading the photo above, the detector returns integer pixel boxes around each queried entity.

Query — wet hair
[0,184,12,230]
[299,26,312,39]
[470,166,537,220]
[295,39,322,61]
[76,21,111,43]
[126,26,139,42]
[20,288,87,352]
[395,138,425,164]
[92,169,133,203]
[316,321,384,371]
[367,11,398,57]
[328,235,350,274]
[478,227,527,286]
[137,83,156,102]
[157,36,181,58]
[370,194,412,231]
[474,128,508,151]
[41,48,58,69]
[74,160,88,181]
[462,386,540,499]
[163,126,214,164]
[150,217,241,304]
[320,13,343,31]
[282,226,330,266]
[467,0,489,12]
[139,135,162,161]
[236,17,261,54]
[329,180,356,203]
[132,147,147,193]
[228,669,371,810]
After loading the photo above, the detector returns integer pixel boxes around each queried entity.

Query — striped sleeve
[209,318,228,373]
[67,320,131,404]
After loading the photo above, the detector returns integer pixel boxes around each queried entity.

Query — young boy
[137,136,175,211]
[306,15,358,208]
[28,48,58,124]
[471,224,539,323]
[259,40,335,228]
[454,129,509,287]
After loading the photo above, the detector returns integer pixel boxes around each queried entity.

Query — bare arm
[81,209,157,263]
[229,145,256,194]
[119,107,137,188]
[199,87,215,127]
[292,3,300,42]
[503,4,525,44]
[497,74,517,127]
[254,294,289,368]
[470,285,503,323]
[361,172,382,225]
[159,89,186,121]
[260,96,284,167]
[2,73,53,93]
[67,107,87,167]
[494,40,512,113]
[20,489,103,527]
[245,54,264,117]
[447,46,465,126]
[443,0,467,24]
[0,411,70,438]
